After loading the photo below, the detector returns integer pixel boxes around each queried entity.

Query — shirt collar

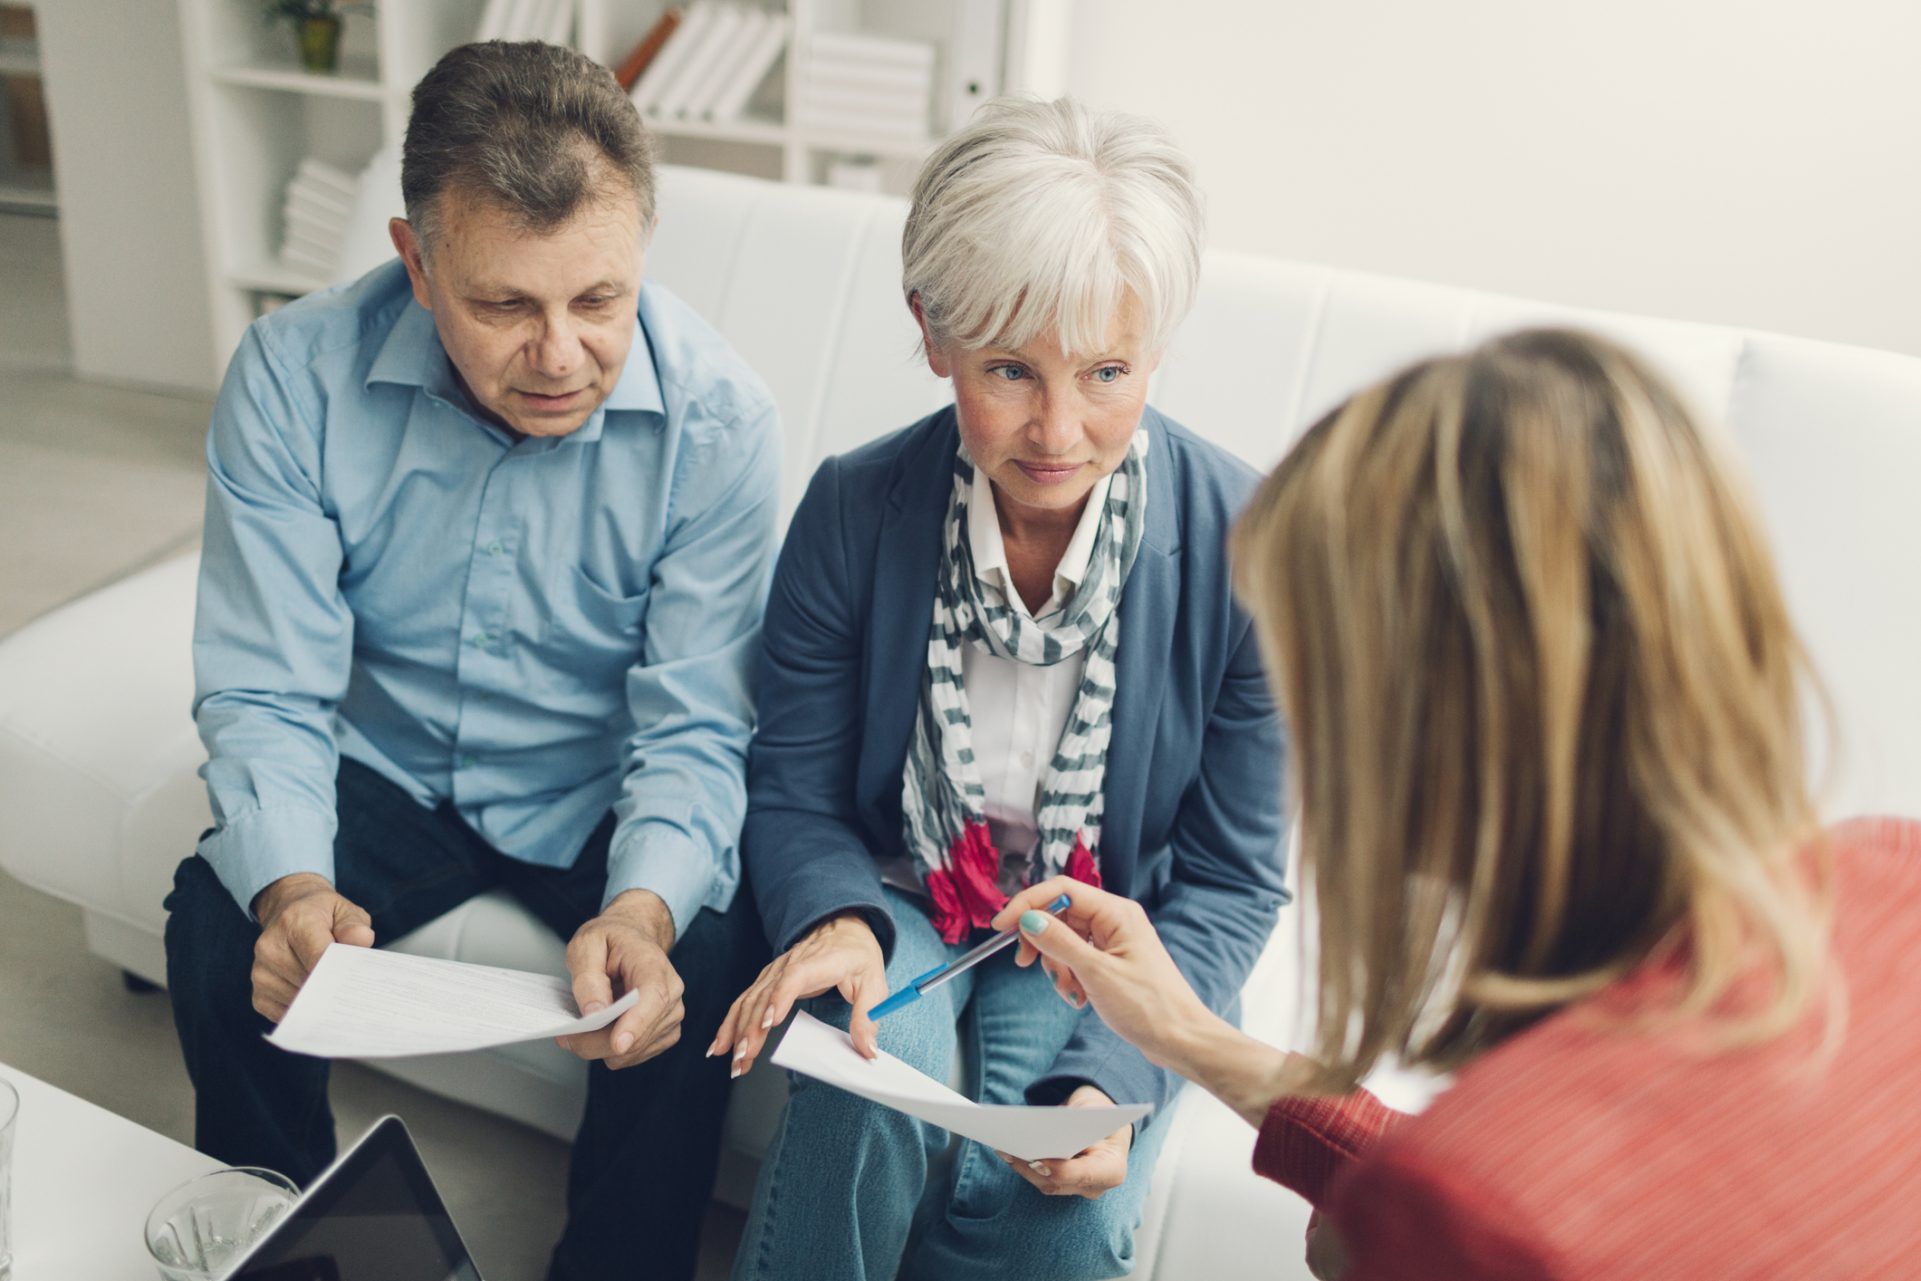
[364,297,664,446]
[967,463,1113,618]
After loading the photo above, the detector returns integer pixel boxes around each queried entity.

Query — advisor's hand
[992,878,1211,1071]
[556,890,684,1071]
[998,1085,1133,1200]
[1307,1210,1349,1281]
[709,912,886,1076]
[250,872,375,1023]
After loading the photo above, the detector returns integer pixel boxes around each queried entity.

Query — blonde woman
[999,328,1921,1279]
[710,98,1290,1280]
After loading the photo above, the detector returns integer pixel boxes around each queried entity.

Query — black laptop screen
[227,1116,481,1281]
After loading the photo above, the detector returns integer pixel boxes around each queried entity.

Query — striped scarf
[901,431,1149,943]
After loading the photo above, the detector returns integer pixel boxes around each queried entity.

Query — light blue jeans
[732,887,1173,1281]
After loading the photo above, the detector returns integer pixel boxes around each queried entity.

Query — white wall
[1064,0,1921,358]
[38,0,212,393]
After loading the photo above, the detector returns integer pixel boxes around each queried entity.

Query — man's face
[392,190,645,438]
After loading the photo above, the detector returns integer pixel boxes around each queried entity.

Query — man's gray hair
[402,41,657,258]
[903,96,1204,357]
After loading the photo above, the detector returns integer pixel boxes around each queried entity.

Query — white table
[0,1063,219,1279]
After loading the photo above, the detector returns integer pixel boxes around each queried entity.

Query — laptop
[222,1115,485,1281]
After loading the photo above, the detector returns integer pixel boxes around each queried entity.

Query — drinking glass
[143,1166,298,1281]
[0,1077,17,1281]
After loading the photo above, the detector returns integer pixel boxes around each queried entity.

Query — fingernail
[1019,911,1050,935]
[731,1062,744,1079]
[1029,1161,1051,1176]
[734,1046,748,1062]
[613,1031,633,1054]
[583,1001,607,1015]
[760,1008,776,1029]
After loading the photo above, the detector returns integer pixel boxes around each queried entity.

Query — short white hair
[903,96,1204,357]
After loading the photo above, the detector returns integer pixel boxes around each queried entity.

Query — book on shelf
[703,10,789,122]
[798,81,929,120]
[282,200,348,243]
[629,1,717,114]
[285,177,355,222]
[802,55,934,94]
[805,30,937,71]
[295,157,360,203]
[279,156,361,281]
[279,239,337,277]
[476,0,572,43]
[651,3,751,120]
[794,29,936,142]
[613,7,684,91]
[791,105,929,142]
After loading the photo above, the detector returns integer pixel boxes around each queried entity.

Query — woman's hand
[708,912,887,1076]
[994,878,1316,1130]
[997,1084,1134,1199]
[992,878,1215,1071]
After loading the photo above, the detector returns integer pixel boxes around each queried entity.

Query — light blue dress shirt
[192,258,780,940]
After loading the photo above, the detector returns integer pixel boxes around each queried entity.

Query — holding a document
[160,40,777,1281]
[710,97,1291,1281]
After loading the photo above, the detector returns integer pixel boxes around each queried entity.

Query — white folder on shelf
[630,1,716,115]
[654,4,749,120]
[705,12,789,122]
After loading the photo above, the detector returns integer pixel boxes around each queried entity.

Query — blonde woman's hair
[1231,328,1830,1092]
[902,96,1204,357]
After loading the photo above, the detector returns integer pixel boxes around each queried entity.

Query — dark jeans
[164,758,767,1281]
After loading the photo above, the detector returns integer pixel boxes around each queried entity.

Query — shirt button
[458,754,476,770]
[470,633,489,648]
[487,540,504,556]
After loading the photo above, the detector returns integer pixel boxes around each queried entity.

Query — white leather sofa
[3,159,1918,1280]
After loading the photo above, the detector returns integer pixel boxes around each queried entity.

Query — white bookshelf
[579,0,1069,187]
[178,0,1067,381]
[177,0,488,378]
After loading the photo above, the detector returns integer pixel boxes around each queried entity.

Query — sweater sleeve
[1252,1086,1409,1206]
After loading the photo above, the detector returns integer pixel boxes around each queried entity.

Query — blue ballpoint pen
[869,893,1073,1021]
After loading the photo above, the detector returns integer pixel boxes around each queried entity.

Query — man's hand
[997,1084,1134,1200]
[556,889,684,1071]
[250,872,375,1023]
[709,912,887,1077]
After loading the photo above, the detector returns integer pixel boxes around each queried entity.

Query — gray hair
[402,41,657,258]
[903,96,1204,357]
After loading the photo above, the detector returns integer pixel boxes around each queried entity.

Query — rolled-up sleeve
[604,398,781,942]
[1027,615,1290,1125]
[193,324,352,918]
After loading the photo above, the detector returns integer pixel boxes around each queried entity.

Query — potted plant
[264,1,370,74]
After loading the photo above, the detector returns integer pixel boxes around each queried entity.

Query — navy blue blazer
[743,405,1291,1124]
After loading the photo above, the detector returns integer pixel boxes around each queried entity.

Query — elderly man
[162,42,775,1281]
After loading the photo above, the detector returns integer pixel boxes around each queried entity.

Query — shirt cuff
[605,822,717,946]
[198,805,338,921]
[1252,1087,1405,1206]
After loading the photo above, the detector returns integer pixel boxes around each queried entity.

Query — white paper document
[267,943,638,1058]
[771,1011,1151,1162]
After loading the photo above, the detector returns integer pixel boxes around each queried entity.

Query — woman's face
[921,298,1159,527]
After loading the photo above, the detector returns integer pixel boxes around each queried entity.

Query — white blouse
[883,466,1112,895]
[960,463,1111,867]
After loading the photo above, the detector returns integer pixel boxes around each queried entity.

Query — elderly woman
[707,98,1289,1279]
[998,329,1921,1279]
